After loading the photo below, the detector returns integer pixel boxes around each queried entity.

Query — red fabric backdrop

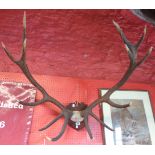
[0,72,155,144]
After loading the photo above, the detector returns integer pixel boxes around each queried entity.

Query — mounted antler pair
[1,12,153,141]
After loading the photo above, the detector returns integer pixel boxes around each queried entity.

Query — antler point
[149,46,153,54]
[112,20,116,23]
[113,20,122,33]
[144,25,147,34]
[112,20,117,26]
[23,11,26,29]
[23,39,27,46]
[45,136,52,141]
[23,11,26,19]
[1,41,5,48]
[129,101,132,106]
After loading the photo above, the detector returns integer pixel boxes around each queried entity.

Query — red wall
[0,10,155,84]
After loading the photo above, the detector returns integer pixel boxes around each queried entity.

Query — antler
[1,12,73,141]
[82,20,153,139]
[1,12,153,141]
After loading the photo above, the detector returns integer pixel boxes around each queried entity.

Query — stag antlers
[1,12,153,141]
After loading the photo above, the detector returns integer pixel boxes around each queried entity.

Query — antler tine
[45,116,69,141]
[113,20,132,49]
[83,110,114,139]
[113,21,148,64]
[21,11,26,61]
[135,25,147,49]
[23,11,26,41]
[1,12,26,64]
[39,113,63,131]
[106,99,130,108]
[19,98,47,106]
[137,46,153,66]
[89,112,114,131]
[1,42,17,63]
[84,115,93,139]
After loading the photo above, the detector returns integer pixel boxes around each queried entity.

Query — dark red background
[0,10,155,84]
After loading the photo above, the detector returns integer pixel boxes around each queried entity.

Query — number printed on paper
[0,121,5,128]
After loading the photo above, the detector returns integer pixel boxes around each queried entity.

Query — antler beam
[1,12,72,141]
[82,20,153,138]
